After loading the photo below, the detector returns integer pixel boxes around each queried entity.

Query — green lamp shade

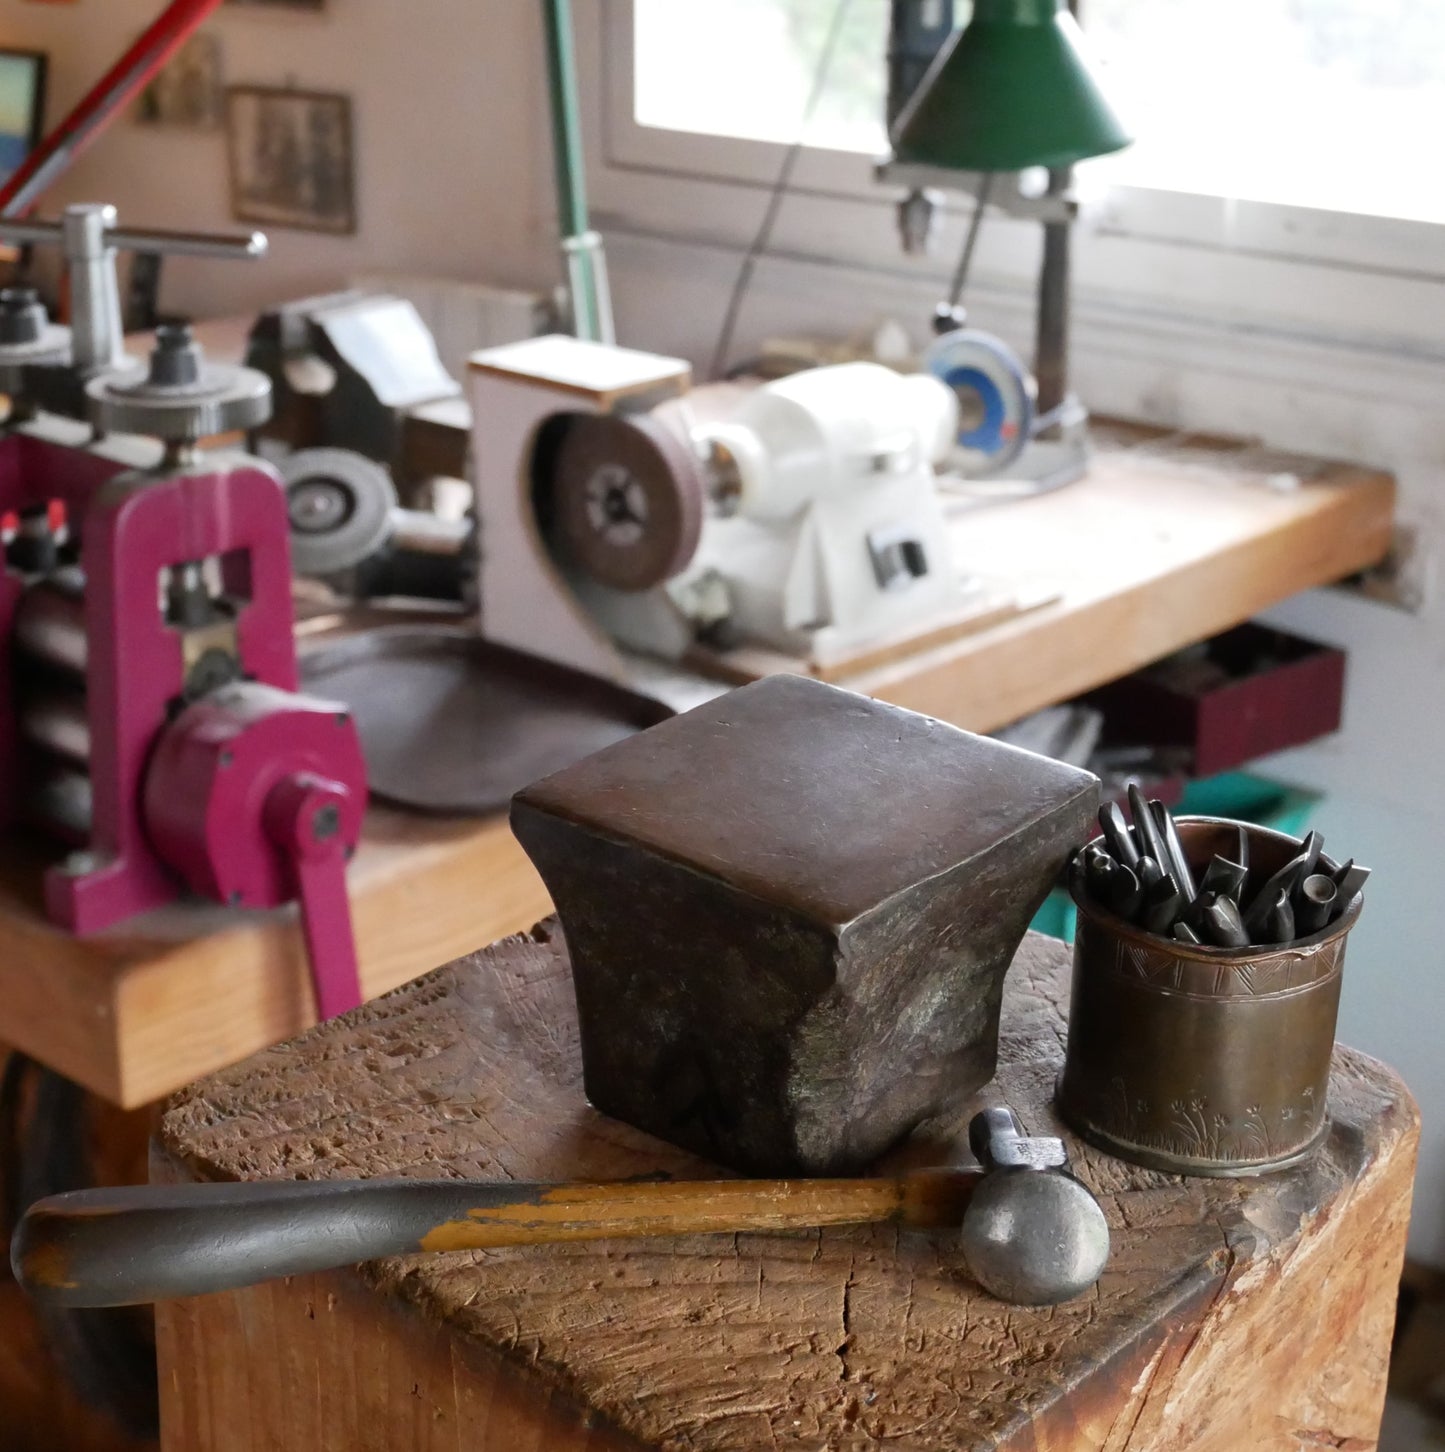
[891,0,1132,173]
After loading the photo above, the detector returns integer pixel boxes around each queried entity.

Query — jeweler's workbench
[0,414,1397,1107]
[152,924,1418,1452]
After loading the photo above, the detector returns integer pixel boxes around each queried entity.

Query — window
[631,0,1445,228]
[1089,0,1445,225]
[634,0,891,154]
[583,0,1445,378]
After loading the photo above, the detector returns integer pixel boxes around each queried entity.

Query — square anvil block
[511,676,1098,1176]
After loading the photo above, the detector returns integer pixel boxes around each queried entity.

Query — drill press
[0,204,368,1020]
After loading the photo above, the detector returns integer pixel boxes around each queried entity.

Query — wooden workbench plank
[0,813,550,1107]
[854,456,1395,732]
[153,928,1418,1452]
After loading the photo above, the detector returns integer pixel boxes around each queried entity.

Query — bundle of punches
[1078,784,1369,948]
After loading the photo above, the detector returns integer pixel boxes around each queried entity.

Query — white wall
[0,0,561,314]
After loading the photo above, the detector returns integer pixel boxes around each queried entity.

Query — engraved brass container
[1057,817,1362,1177]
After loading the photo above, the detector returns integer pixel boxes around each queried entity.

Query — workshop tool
[244,292,481,600]
[1296,874,1338,935]
[11,1105,1109,1309]
[1154,798,1198,898]
[471,335,972,685]
[246,291,470,494]
[0,205,368,1020]
[1082,799,1365,950]
[1141,873,1184,936]
[1098,799,1139,872]
[922,325,1035,474]
[878,0,1131,490]
[279,446,472,599]
[512,674,1098,1176]
[1201,894,1249,949]
[1334,859,1371,903]
[299,628,671,815]
[1061,815,1364,1175]
[1197,852,1248,904]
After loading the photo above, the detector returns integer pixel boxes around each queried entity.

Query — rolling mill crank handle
[12,1109,1109,1309]
[0,207,266,373]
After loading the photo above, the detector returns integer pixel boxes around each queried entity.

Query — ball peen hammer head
[960,1108,1110,1306]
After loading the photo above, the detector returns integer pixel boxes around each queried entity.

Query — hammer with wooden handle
[11,1108,1109,1310]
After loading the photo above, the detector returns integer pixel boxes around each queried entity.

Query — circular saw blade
[549,411,705,592]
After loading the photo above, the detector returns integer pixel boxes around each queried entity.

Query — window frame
[584,0,1445,308]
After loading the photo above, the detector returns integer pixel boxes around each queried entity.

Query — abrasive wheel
[279,447,398,577]
[549,412,705,592]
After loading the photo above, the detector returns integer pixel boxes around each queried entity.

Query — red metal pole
[0,0,226,218]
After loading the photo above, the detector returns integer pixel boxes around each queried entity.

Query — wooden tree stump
[154,924,1417,1452]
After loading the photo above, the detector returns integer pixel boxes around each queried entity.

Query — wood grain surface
[154,925,1418,1452]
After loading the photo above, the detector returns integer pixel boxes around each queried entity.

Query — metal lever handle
[11,1169,978,1309]
[264,773,365,1022]
[0,217,267,261]
[0,203,268,373]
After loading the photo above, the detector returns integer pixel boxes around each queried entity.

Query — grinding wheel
[299,628,673,815]
[549,412,705,592]
[281,447,398,576]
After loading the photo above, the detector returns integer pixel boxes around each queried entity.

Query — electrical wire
[708,0,856,381]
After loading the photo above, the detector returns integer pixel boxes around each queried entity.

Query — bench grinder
[469,336,963,684]
[0,205,368,1020]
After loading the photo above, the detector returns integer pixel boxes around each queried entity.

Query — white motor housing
[679,361,962,662]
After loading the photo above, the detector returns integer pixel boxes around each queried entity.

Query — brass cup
[1056,817,1362,1177]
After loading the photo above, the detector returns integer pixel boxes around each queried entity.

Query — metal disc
[550,412,705,592]
[279,447,398,576]
[299,628,673,814]
[86,360,273,440]
[923,328,1036,475]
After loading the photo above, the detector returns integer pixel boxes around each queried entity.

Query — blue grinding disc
[924,328,1036,475]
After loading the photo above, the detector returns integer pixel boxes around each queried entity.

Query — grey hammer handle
[11,1170,978,1309]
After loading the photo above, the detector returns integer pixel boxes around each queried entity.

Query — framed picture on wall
[225,85,354,234]
[137,32,223,129]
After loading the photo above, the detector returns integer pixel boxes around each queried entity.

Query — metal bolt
[312,804,341,842]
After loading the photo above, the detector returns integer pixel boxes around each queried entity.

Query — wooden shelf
[840,421,1397,731]
[0,812,553,1107]
[0,416,1395,1108]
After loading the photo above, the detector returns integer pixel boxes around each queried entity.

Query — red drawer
[1087,624,1346,778]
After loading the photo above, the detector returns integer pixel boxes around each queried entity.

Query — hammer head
[961,1108,1110,1305]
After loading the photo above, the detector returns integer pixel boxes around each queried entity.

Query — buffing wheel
[549,411,705,592]
[923,327,1036,475]
[280,447,398,577]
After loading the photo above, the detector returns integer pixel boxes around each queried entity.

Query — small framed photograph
[137,32,223,129]
[226,85,355,235]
